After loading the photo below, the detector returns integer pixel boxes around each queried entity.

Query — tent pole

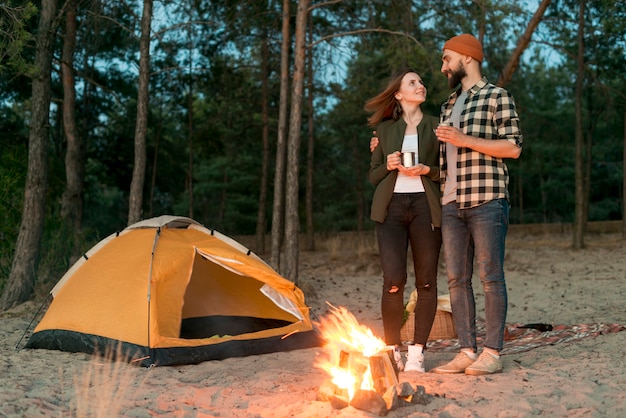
[15,293,52,350]
[146,226,161,366]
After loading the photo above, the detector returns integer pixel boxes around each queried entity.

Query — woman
[365,69,442,372]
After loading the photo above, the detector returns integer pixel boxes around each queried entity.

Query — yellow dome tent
[26,215,320,366]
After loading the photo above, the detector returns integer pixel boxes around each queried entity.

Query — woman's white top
[394,133,425,193]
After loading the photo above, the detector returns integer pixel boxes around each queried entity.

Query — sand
[1,231,624,417]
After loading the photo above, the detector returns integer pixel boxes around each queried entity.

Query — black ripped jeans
[376,193,442,346]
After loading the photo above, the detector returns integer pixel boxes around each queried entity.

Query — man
[432,34,523,375]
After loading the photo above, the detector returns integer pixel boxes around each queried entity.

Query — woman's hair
[364,68,416,128]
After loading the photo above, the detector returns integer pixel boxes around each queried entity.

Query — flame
[315,304,388,400]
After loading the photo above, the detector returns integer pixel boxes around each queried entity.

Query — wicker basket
[401,310,457,342]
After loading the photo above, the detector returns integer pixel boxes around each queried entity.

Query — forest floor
[1,228,624,417]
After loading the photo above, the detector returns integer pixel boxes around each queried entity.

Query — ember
[315,304,432,415]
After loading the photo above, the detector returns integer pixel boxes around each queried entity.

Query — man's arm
[435,126,521,159]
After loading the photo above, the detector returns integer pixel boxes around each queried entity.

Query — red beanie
[443,34,484,63]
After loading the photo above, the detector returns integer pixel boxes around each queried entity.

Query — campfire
[315,304,431,416]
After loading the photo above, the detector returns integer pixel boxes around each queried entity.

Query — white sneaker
[404,345,425,372]
[387,345,404,372]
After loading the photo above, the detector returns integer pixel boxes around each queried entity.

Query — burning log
[316,379,342,402]
[317,380,432,416]
[338,349,368,391]
[329,394,349,410]
[406,384,431,405]
[368,348,399,394]
[350,389,388,416]
[334,348,399,396]
[314,305,433,415]
[382,385,401,411]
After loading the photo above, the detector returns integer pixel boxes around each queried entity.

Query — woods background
[1,0,625,310]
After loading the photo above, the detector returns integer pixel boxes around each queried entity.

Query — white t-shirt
[442,90,468,204]
[394,133,425,193]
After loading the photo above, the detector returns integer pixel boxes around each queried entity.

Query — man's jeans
[442,199,509,352]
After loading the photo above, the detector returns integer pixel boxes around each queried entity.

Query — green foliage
[0,2,38,76]
[0,128,27,291]
[506,53,579,223]
[188,153,262,234]
[34,217,101,301]
[2,0,626,301]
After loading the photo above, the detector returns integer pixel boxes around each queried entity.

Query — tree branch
[308,0,343,12]
[496,0,552,87]
[308,28,422,49]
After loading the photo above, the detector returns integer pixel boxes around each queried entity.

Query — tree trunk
[148,107,161,218]
[187,76,194,219]
[540,175,547,223]
[517,161,524,223]
[270,0,290,271]
[622,109,626,242]
[60,0,84,255]
[255,32,270,253]
[582,96,596,228]
[305,20,315,251]
[283,0,310,282]
[352,132,364,231]
[128,0,153,225]
[0,0,58,311]
[497,0,552,87]
[583,129,591,226]
[573,0,585,249]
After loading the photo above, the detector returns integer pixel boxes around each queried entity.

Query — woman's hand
[386,151,401,171]
[398,163,430,177]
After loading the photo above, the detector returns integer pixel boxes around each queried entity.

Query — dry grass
[71,346,147,417]
[317,231,378,260]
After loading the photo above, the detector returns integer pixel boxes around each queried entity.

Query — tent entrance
[179,250,299,339]
[180,316,292,339]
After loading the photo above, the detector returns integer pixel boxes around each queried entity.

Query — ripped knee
[388,285,400,293]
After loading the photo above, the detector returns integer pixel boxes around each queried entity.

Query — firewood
[350,389,388,416]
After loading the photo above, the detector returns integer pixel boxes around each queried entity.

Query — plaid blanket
[426,322,625,354]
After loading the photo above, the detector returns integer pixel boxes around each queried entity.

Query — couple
[366,34,523,375]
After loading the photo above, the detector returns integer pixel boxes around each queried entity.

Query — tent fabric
[26,215,320,366]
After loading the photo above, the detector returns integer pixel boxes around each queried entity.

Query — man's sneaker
[465,351,503,375]
[431,351,477,374]
[404,345,425,372]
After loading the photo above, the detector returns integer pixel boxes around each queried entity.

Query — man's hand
[435,125,521,159]
[370,131,379,153]
[435,125,466,147]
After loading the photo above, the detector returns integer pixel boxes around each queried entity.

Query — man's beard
[447,63,467,89]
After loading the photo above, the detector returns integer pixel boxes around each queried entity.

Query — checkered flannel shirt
[440,77,523,209]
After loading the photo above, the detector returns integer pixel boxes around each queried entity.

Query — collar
[451,76,489,99]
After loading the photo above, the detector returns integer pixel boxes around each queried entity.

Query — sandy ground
[1,231,625,417]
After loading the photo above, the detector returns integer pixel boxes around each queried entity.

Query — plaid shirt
[440,77,523,209]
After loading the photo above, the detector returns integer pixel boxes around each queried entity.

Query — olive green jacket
[368,115,441,226]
